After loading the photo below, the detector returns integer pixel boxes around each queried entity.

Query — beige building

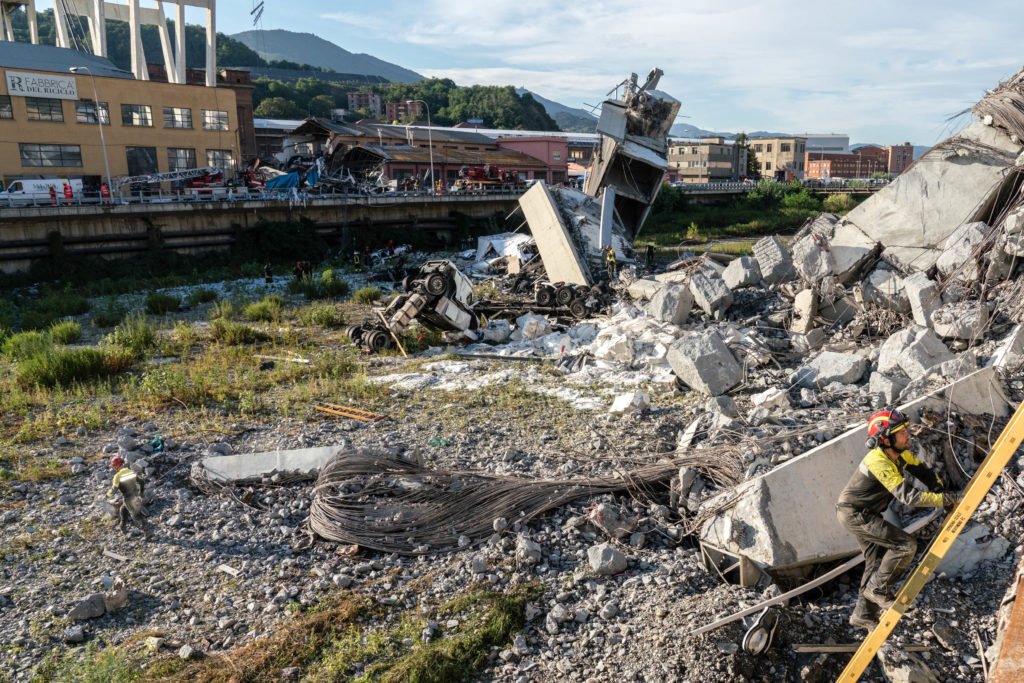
[666,136,747,182]
[750,136,807,180]
[0,41,240,187]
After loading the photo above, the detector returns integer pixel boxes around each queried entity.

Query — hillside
[231,29,423,83]
[515,88,595,132]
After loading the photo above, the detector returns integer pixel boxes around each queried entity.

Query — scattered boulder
[875,643,939,683]
[103,576,128,612]
[515,535,541,565]
[646,283,693,324]
[904,272,940,328]
[722,256,761,290]
[609,391,650,415]
[935,221,988,282]
[667,330,743,396]
[587,543,627,575]
[929,301,989,340]
[586,503,637,540]
[753,236,796,284]
[68,593,107,621]
[63,625,85,643]
[792,351,867,389]
[689,272,733,318]
[877,325,955,380]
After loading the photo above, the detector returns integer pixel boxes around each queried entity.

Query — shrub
[353,286,382,305]
[92,298,127,327]
[186,287,218,306]
[15,347,109,387]
[781,189,822,212]
[243,294,285,322]
[19,290,90,329]
[746,179,785,207]
[48,319,82,344]
[298,302,345,328]
[287,269,351,300]
[823,193,855,213]
[108,311,156,357]
[210,319,269,345]
[2,330,52,360]
[208,299,236,320]
[145,291,180,314]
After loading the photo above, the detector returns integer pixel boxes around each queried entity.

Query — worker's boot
[849,597,879,630]
[863,584,896,611]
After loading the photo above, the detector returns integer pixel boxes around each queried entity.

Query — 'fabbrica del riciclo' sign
[5,71,78,99]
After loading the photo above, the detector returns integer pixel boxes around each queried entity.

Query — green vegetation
[352,286,382,305]
[33,639,156,682]
[186,288,218,307]
[91,298,127,328]
[48,320,82,345]
[17,289,90,330]
[2,330,52,360]
[15,347,112,388]
[243,294,285,322]
[145,291,180,315]
[107,312,157,357]
[210,319,269,345]
[288,269,351,300]
[297,303,345,328]
[824,193,856,213]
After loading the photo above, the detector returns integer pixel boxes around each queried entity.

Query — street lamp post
[70,66,111,202]
[410,100,435,191]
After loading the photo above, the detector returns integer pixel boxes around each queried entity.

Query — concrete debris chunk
[68,593,107,621]
[936,523,1010,577]
[103,576,128,612]
[878,325,956,380]
[586,503,637,539]
[790,216,839,282]
[935,221,988,282]
[587,542,627,575]
[689,271,733,318]
[792,351,867,389]
[904,272,940,328]
[645,283,692,324]
[64,625,85,643]
[515,535,542,565]
[667,330,743,396]
[929,301,989,340]
[1006,205,1024,234]
[752,236,796,284]
[626,278,663,301]
[791,289,818,334]
[869,372,908,404]
[722,256,761,290]
[875,643,939,683]
[751,387,789,411]
[818,295,858,325]
[608,391,650,415]
[510,312,553,341]
[863,267,910,313]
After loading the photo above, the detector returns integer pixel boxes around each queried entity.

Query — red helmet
[110,456,124,469]
[866,408,908,447]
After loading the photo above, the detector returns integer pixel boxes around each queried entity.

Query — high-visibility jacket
[606,249,616,264]
[108,467,143,500]
[837,448,946,514]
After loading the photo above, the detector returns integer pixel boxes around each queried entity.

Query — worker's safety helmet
[110,456,124,469]
[866,408,909,448]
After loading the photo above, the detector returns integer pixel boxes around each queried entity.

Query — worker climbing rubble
[106,456,154,541]
[605,244,617,281]
[835,408,962,629]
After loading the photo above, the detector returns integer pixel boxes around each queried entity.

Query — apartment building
[666,136,746,182]
[805,147,888,179]
[384,99,425,123]
[884,142,915,175]
[749,137,807,181]
[347,92,382,119]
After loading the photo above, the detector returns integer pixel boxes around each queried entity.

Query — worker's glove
[105,492,114,499]
[943,491,965,510]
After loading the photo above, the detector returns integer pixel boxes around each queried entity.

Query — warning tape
[837,399,1024,681]
[314,403,387,422]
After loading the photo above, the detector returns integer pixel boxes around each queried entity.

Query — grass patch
[15,347,112,388]
[18,290,91,330]
[297,303,345,328]
[243,294,285,322]
[352,286,382,305]
[48,319,82,344]
[107,312,156,357]
[91,298,127,327]
[288,269,351,300]
[207,299,236,321]
[2,330,52,360]
[144,291,180,315]
[33,640,150,682]
[210,319,269,345]
[186,287,218,306]
[823,193,855,213]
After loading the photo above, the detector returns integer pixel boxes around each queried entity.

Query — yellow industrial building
[0,41,240,189]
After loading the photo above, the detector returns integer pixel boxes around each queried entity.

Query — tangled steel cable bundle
[304,449,743,555]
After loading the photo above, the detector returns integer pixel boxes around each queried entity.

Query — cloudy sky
[217,0,1023,145]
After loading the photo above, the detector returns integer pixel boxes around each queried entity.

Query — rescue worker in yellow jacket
[106,456,154,540]
[604,245,617,281]
[836,408,963,629]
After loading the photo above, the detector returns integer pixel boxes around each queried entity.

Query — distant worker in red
[836,408,962,629]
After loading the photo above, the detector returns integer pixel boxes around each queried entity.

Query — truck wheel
[570,300,588,319]
[425,273,447,296]
[536,287,555,307]
[365,329,392,351]
[555,286,574,306]
[343,324,363,342]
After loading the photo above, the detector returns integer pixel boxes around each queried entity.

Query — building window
[167,147,197,170]
[552,151,561,161]
[163,107,193,129]
[202,109,229,130]
[126,146,158,175]
[76,100,109,124]
[206,149,233,169]
[754,144,763,152]
[26,97,64,122]
[766,144,773,153]
[0,95,12,119]
[765,161,772,170]
[121,104,153,127]
[19,143,82,167]
[781,143,791,153]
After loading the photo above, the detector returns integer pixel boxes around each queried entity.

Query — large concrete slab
[699,365,1011,573]
[200,445,347,484]
[518,182,592,285]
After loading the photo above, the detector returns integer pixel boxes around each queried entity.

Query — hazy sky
[215,0,1023,145]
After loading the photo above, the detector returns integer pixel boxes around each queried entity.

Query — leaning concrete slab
[698,366,1011,575]
[199,445,348,484]
[518,182,592,285]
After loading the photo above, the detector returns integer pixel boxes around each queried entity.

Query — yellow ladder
[838,399,1024,681]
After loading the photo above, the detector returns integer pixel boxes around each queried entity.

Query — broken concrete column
[863,267,910,313]
[689,271,733,318]
[722,256,761,290]
[935,221,988,282]
[792,351,867,389]
[877,325,956,380]
[929,301,990,341]
[646,283,693,325]
[667,329,743,396]
[904,272,940,328]
[790,289,818,334]
[753,235,796,284]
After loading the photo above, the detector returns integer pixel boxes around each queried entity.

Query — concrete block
[791,289,818,334]
[818,295,859,325]
[588,543,627,575]
[200,445,348,485]
[646,283,693,325]
[828,220,879,283]
[609,391,650,415]
[863,267,910,313]
[929,301,989,341]
[689,271,733,318]
[904,272,940,328]
[793,351,867,389]
[1006,205,1024,235]
[751,387,789,411]
[511,312,552,341]
[667,330,743,396]
[869,372,908,404]
[791,328,826,353]
[699,365,1009,573]
[722,256,761,290]
[935,523,1010,577]
[752,236,795,284]
[626,278,663,301]
[877,325,955,380]
[936,221,987,282]
[791,217,838,283]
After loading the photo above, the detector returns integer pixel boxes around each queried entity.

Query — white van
[0,178,84,206]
